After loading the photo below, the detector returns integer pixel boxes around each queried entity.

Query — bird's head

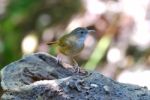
[71,27,95,40]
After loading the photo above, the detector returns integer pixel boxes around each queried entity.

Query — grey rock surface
[0,52,150,100]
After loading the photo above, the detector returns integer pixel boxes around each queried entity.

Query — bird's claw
[74,64,80,73]
[56,55,63,65]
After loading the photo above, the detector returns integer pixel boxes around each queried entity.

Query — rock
[0,52,150,100]
[1,52,76,91]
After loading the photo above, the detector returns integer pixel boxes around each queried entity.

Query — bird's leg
[72,58,80,73]
[56,54,63,65]
[72,58,89,75]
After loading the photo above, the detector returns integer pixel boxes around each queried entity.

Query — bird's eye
[80,31,84,34]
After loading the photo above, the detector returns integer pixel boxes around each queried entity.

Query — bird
[47,27,95,72]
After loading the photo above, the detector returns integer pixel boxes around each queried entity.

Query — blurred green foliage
[0,0,82,68]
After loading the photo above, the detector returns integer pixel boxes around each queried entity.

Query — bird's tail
[47,41,58,45]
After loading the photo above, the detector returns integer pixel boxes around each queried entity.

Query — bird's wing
[58,34,75,48]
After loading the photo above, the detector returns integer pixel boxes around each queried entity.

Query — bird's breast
[59,39,84,56]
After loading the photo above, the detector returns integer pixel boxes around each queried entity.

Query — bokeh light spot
[107,47,122,63]
[22,34,38,54]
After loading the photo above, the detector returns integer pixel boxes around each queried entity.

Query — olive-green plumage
[47,27,95,57]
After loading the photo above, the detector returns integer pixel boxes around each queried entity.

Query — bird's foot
[74,64,81,73]
[72,58,88,75]
[74,64,89,76]
[56,55,63,65]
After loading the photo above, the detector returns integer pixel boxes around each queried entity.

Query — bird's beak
[88,30,96,33]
